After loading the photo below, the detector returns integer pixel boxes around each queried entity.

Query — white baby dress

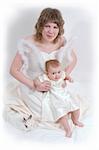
[4,38,81,131]
[38,72,80,122]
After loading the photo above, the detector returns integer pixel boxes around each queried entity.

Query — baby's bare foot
[73,121,84,127]
[65,130,72,138]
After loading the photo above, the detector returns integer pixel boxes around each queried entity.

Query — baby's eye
[52,72,55,75]
[58,71,61,74]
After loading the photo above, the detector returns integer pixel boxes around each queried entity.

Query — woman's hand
[34,80,51,92]
[64,76,74,83]
[67,76,74,83]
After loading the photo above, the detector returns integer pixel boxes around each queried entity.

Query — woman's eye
[58,71,61,74]
[45,25,50,28]
[54,26,58,29]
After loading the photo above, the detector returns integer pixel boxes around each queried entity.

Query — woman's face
[42,22,59,43]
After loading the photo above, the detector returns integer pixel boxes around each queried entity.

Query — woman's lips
[46,34,54,38]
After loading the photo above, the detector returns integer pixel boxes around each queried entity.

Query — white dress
[38,72,79,122]
[4,38,81,131]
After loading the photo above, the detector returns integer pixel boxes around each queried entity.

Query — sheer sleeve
[17,39,31,55]
[56,36,77,68]
[17,39,31,75]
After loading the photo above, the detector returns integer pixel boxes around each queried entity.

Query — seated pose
[4,8,84,137]
[34,59,84,137]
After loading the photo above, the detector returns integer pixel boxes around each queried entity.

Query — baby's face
[47,66,62,81]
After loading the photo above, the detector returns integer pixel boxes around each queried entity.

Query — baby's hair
[45,59,61,72]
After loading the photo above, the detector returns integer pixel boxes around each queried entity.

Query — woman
[4,8,83,136]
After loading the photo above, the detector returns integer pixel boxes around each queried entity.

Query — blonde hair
[45,59,61,72]
[34,8,64,43]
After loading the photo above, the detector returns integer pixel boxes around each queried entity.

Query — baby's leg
[71,109,84,127]
[58,115,72,138]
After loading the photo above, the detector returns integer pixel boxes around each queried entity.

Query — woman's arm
[65,49,77,75]
[10,52,51,91]
[10,52,35,90]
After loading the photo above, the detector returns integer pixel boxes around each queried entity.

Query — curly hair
[34,8,64,43]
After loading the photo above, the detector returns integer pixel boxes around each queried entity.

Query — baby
[35,59,84,137]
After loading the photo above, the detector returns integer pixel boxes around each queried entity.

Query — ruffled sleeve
[17,39,31,75]
[56,36,77,68]
[17,38,31,54]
